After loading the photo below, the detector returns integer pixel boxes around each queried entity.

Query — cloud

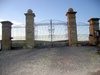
[0,18,5,21]
[11,21,24,26]
[0,18,24,26]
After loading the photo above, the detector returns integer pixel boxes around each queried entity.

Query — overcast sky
[0,0,100,25]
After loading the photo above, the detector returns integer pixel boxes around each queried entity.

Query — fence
[11,25,25,48]
[0,20,91,48]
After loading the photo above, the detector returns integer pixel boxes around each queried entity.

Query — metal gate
[34,19,68,48]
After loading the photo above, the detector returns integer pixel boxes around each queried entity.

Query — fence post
[24,9,35,49]
[1,21,13,50]
[66,8,78,46]
[88,18,100,45]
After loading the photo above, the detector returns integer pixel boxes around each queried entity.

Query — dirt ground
[0,46,100,75]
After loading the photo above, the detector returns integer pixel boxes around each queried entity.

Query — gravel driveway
[0,46,100,75]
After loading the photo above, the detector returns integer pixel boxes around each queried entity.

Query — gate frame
[24,9,35,49]
[66,8,78,46]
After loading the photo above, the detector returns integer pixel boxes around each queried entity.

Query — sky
[0,0,100,41]
[0,0,100,24]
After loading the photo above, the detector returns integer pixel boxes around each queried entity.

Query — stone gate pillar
[88,18,100,45]
[66,8,78,46]
[25,9,35,49]
[1,21,13,50]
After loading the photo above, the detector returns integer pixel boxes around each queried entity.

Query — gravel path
[0,46,100,75]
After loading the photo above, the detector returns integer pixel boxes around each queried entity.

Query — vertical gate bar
[50,20,52,43]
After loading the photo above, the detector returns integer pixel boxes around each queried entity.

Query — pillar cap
[27,9,33,13]
[25,9,35,17]
[66,8,77,16]
[68,8,74,12]
[1,21,13,25]
[88,18,100,22]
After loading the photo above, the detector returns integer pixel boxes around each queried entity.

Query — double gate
[34,19,68,48]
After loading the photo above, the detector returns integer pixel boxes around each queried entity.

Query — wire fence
[12,25,25,40]
[77,22,89,41]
